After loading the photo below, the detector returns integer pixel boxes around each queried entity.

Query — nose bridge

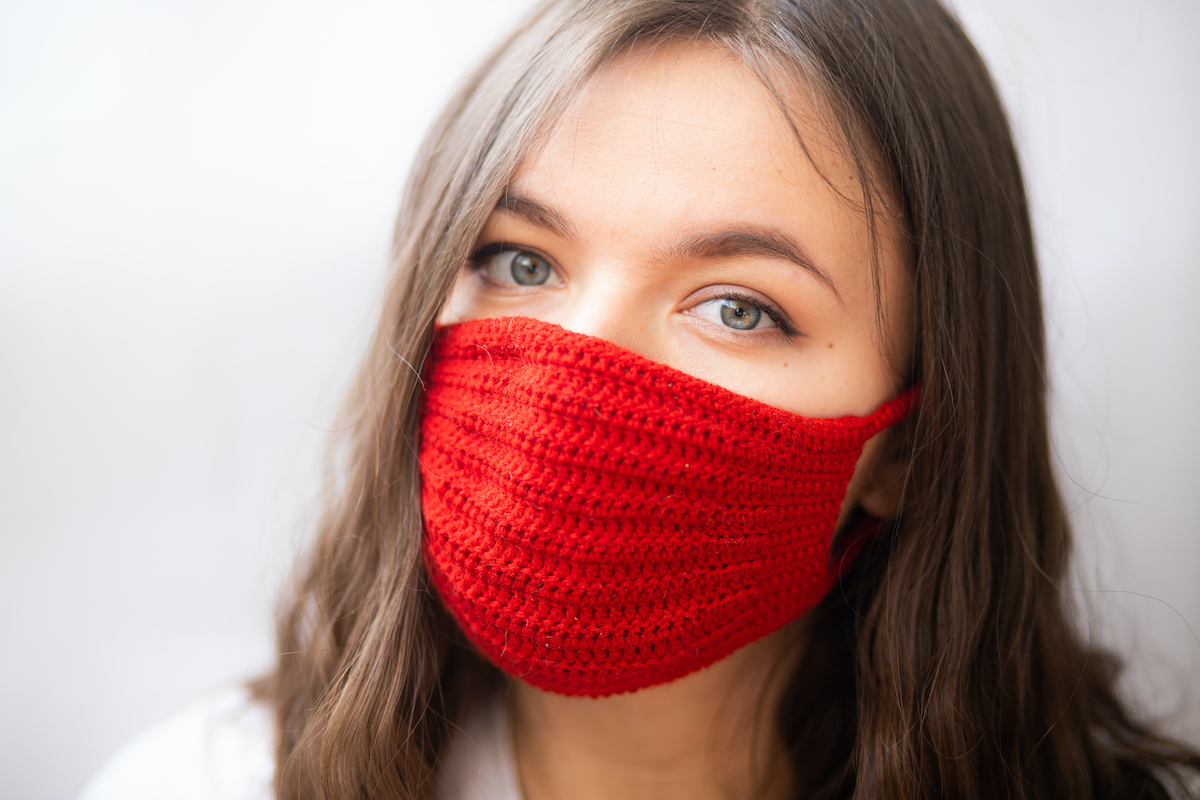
[554,266,662,362]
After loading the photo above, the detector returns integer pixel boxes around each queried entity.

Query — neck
[510,625,798,800]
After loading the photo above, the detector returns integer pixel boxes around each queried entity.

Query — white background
[1,1,1197,797]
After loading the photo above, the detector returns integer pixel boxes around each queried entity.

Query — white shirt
[78,686,521,800]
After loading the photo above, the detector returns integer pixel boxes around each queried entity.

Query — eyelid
[690,286,799,337]
[468,242,565,290]
[468,242,558,271]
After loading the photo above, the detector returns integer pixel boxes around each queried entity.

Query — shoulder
[79,685,275,800]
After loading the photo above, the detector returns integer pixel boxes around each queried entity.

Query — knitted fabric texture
[419,316,916,697]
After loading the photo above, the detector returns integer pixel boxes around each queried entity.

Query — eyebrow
[494,192,841,301]
[668,229,841,301]
[497,193,579,241]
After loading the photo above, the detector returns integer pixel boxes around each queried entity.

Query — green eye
[509,251,553,286]
[690,294,783,334]
[477,248,560,288]
[719,298,763,330]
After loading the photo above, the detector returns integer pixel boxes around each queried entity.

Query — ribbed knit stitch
[420,316,916,696]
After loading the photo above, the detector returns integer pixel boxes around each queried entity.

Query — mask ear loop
[826,510,883,586]
[823,384,920,585]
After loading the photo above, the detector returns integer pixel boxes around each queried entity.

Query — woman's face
[441,41,914,516]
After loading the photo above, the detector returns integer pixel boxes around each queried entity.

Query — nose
[547,277,667,364]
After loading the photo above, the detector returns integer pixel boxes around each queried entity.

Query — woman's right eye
[474,248,561,288]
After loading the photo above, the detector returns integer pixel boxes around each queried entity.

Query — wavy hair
[261,1,1200,797]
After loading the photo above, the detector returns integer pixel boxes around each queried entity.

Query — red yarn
[419,316,916,697]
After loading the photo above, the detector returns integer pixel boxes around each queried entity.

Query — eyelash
[467,242,799,338]
[468,242,549,269]
[703,290,798,338]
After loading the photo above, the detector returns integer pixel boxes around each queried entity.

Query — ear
[856,426,910,519]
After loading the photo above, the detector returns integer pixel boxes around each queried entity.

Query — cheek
[440,269,529,326]
[437,270,472,325]
[738,348,901,421]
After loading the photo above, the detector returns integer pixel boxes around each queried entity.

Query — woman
[82,0,1200,798]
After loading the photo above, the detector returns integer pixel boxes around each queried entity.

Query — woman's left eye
[692,296,780,332]
[474,248,561,288]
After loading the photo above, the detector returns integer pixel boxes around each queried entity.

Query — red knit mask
[420,316,916,697]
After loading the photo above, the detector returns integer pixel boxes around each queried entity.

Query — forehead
[510,40,880,288]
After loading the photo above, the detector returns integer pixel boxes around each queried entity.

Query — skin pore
[439,40,913,800]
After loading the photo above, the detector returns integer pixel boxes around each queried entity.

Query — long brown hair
[262,1,1200,798]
